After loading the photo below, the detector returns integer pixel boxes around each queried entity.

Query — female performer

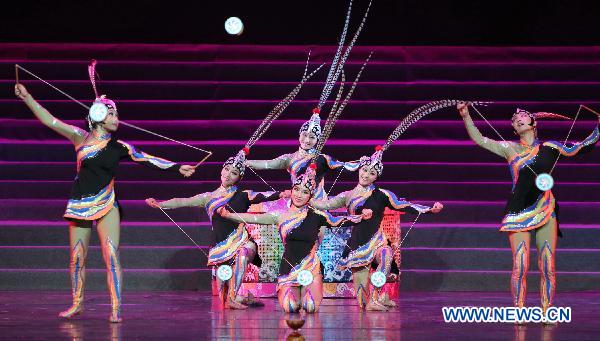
[311,147,443,311]
[457,102,599,315]
[146,150,285,309]
[216,166,372,313]
[14,72,195,323]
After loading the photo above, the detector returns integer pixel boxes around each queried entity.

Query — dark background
[2,0,600,45]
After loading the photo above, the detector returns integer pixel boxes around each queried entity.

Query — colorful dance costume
[312,147,433,308]
[65,133,179,221]
[158,150,281,302]
[155,55,325,306]
[219,166,361,313]
[245,112,354,200]
[245,0,373,200]
[464,108,599,311]
[57,61,185,322]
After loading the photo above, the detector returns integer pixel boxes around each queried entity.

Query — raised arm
[310,191,348,211]
[458,103,511,159]
[245,154,291,170]
[15,84,86,145]
[216,207,279,225]
[146,192,211,210]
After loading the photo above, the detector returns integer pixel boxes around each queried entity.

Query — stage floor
[1,291,599,340]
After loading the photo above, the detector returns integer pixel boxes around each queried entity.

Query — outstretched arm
[315,209,372,228]
[146,192,210,209]
[310,191,348,211]
[15,84,86,145]
[216,206,279,225]
[380,189,441,215]
[245,154,291,170]
[118,140,195,177]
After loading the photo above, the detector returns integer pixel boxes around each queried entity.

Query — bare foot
[225,298,248,310]
[237,293,264,307]
[366,300,388,312]
[58,304,84,319]
[379,293,397,308]
[109,309,122,323]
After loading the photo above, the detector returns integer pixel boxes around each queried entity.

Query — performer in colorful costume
[217,165,371,313]
[245,0,373,200]
[311,146,443,311]
[147,150,284,309]
[458,103,600,315]
[14,61,195,323]
[146,59,323,309]
[217,51,373,313]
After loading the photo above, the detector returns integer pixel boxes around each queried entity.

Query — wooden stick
[581,105,600,117]
[193,151,213,168]
[15,64,20,84]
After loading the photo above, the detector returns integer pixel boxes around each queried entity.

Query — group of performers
[12,1,600,324]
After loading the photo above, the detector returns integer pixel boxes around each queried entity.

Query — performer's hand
[145,198,161,209]
[279,190,292,199]
[457,102,470,118]
[347,215,363,223]
[361,208,373,220]
[15,83,30,100]
[430,202,444,213]
[216,206,229,217]
[179,165,195,177]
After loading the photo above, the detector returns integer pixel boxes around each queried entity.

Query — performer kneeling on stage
[311,147,443,311]
[217,165,372,313]
[147,149,285,309]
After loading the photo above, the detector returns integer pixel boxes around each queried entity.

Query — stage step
[3,161,599,182]
[0,268,598,291]
[7,60,600,82]
[4,140,600,164]
[3,180,600,202]
[1,246,599,272]
[2,222,599,248]
[3,119,597,141]
[3,100,598,121]
[2,199,599,224]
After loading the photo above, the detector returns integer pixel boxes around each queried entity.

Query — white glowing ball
[89,102,108,122]
[297,270,314,286]
[536,173,554,191]
[370,271,387,288]
[225,17,244,36]
[216,264,233,281]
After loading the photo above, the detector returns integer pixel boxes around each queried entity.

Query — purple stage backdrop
[1,44,600,291]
